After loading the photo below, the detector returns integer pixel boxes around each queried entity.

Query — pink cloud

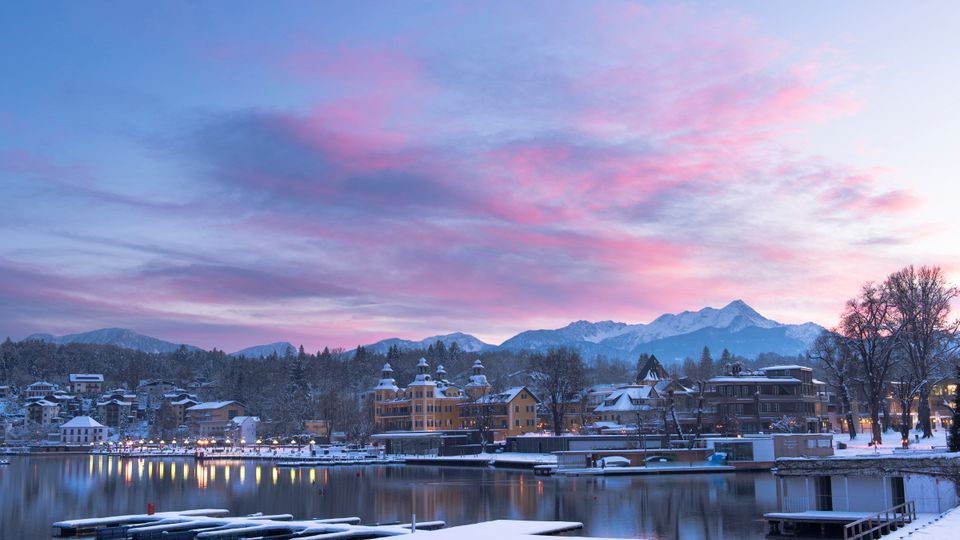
[0,3,932,350]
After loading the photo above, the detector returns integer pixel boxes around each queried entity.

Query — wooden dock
[764,501,917,539]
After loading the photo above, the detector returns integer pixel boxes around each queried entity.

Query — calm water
[0,455,776,539]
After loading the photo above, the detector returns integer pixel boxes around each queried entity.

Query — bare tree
[689,381,708,449]
[529,348,586,436]
[885,265,959,438]
[808,330,858,439]
[891,357,924,446]
[665,388,684,444]
[947,364,960,452]
[840,283,898,445]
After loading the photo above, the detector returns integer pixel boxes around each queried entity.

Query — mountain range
[19,300,825,363]
[24,328,201,354]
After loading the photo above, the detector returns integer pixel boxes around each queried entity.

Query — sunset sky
[1,1,958,351]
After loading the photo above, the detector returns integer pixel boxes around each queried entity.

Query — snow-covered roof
[476,386,537,404]
[97,398,133,407]
[374,381,399,391]
[229,415,259,425]
[187,400,241,411]
[594,386,658,413]
[170,398,198,406]
[760,365,812,372]
[27,381,56,388]
[708,376,801,383]
[29,399,58,407]
[102,388,135,396]
[61,415,105,428]
[69,374,104,382]
[466,374,490,387]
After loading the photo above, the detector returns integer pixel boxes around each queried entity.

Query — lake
[0,455,776,539]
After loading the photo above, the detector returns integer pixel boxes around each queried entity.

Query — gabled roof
[187,400,242,411]
[593,385,666,413]
[27,381,56,388]
[96,398,133,407]
[60,415,105,428]
[636,355,668,383]
[28,399,58,407]
[759,365,811,372]
[474,386,538,404]
[708,376,801,383]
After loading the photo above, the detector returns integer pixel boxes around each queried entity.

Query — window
[514,405,520,413]
[514,419,520,427]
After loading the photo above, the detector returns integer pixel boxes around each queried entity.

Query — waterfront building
[68,373,104,395]
[372,358,540,440]
[224,415,259,444]
[592,355,696,429]
[461,386,539,438]
[185,400,247,438]
[772,454,959,515]
[373,358,474,432]
[60,415,107,444]
[705,364,821,434]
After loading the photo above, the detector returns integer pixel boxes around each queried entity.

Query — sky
[1,1,959,352]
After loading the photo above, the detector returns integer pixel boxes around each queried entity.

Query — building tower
[465,359,492,400]
[374,362,399,400]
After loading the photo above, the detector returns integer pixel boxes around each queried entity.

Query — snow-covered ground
[404,452,557,465]
[832,429,950,457]
[899,504,960,538]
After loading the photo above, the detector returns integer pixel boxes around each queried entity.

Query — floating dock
[51,509,625,540]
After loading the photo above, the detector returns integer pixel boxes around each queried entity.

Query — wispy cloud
[0,2,934,349]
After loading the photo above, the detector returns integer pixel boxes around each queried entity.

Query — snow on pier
[51,509,632,540]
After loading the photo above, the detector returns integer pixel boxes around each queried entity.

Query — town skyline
[3,2,959,352]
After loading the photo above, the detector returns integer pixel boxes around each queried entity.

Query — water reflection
[0,457,775,539]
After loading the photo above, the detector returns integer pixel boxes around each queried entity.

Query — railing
[843,501,916,540]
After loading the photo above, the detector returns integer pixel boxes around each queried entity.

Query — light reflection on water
[0,456,776,539]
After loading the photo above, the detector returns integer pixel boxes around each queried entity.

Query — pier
[51,509,620,540]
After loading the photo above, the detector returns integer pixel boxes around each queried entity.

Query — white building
[60,416,108,444]
[25,381,58,399]
[69,374,104,395]
[224,416,259,445]
[773,455,959,515]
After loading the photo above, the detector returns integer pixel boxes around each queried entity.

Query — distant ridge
[23,328,201,354]
[229,342,296,358]
[18,301,825,363]
[363,300,824,363]
[363,332,493,354]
